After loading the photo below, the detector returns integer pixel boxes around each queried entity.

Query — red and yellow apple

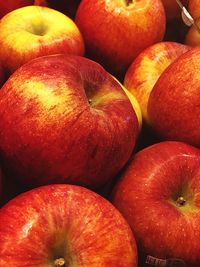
[124,41,190,125]
[75,0,166,75]
[0,54,139,189]
[147,46,200,147]
[0,6,85,75]
[112,141,200,266]
[0,184,138,266]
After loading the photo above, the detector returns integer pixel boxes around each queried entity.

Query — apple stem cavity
[124,0,133,6]
[176,196,186,207]
[88,99,92,104]
[54,258,66,267]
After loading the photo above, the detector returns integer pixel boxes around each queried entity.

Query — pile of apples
[1,0,200,266]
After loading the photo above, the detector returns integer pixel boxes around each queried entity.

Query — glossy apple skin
[112,141,200,267]
[124,42,190,125]
[75,0,166,76]
[0,55,139,189]
[148,47,200,147]
[0,184,137,266]
[0,6,85,75]
[161,0,188,20]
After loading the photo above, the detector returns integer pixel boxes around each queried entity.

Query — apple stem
[54,258,66,267]
[88,99,92,104]
[176,196,186,206]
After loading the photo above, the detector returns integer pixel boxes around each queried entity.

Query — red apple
[0,55,139,189]
[147,46,200,147]
[0,6,85,75]
[161,0,188,21]
[188,0,200,20]
[112,141,200,267]
[75,0,166,76]
[0,0,34,18]
[0,184,138,266]
[124,41,190,125]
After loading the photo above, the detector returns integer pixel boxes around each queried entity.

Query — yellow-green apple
[75,0,166,76]
[0,6,85,75]
[124,41,190,125]
[0,184,138,266]
[112,141,200,267]
[0,0,34,18]
[0,54,139,189]
[147,46,200,147]
[161,0,188,20]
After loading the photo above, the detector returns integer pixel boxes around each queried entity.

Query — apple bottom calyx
[54,257,66,267]
[145,255,187,267]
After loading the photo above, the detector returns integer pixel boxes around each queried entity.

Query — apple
[188,0,200,20]
[0,6,85,75]
[75,0,166,76]
[0,54,139,189]
[124,41,190,125]
[112,141,200,267]
[0,0,34,18]
[147,46,200,147]
[161,0,188,21]
[0,184,138,266]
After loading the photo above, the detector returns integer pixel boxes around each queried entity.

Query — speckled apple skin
[0,55,138,189]
[75,0,166,75]
[112,141,200,267]
[0,184,138,266]
[147,47,200,147]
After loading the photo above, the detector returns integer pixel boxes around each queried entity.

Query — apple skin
[0,184,138,266]
[0,0,34,18]
[124,41,190,125]
[0,6,85,75]
[161,0,188,20]
[75,0,166,76]
[112,141,200,267]
[147,46,200,147]
[188,0,200,20]
[0,54,139,189]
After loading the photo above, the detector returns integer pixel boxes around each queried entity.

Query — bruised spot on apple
[112,141,200,266]
[0,55,139,189]
[0,6,85,75]
[0,184,138,266]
